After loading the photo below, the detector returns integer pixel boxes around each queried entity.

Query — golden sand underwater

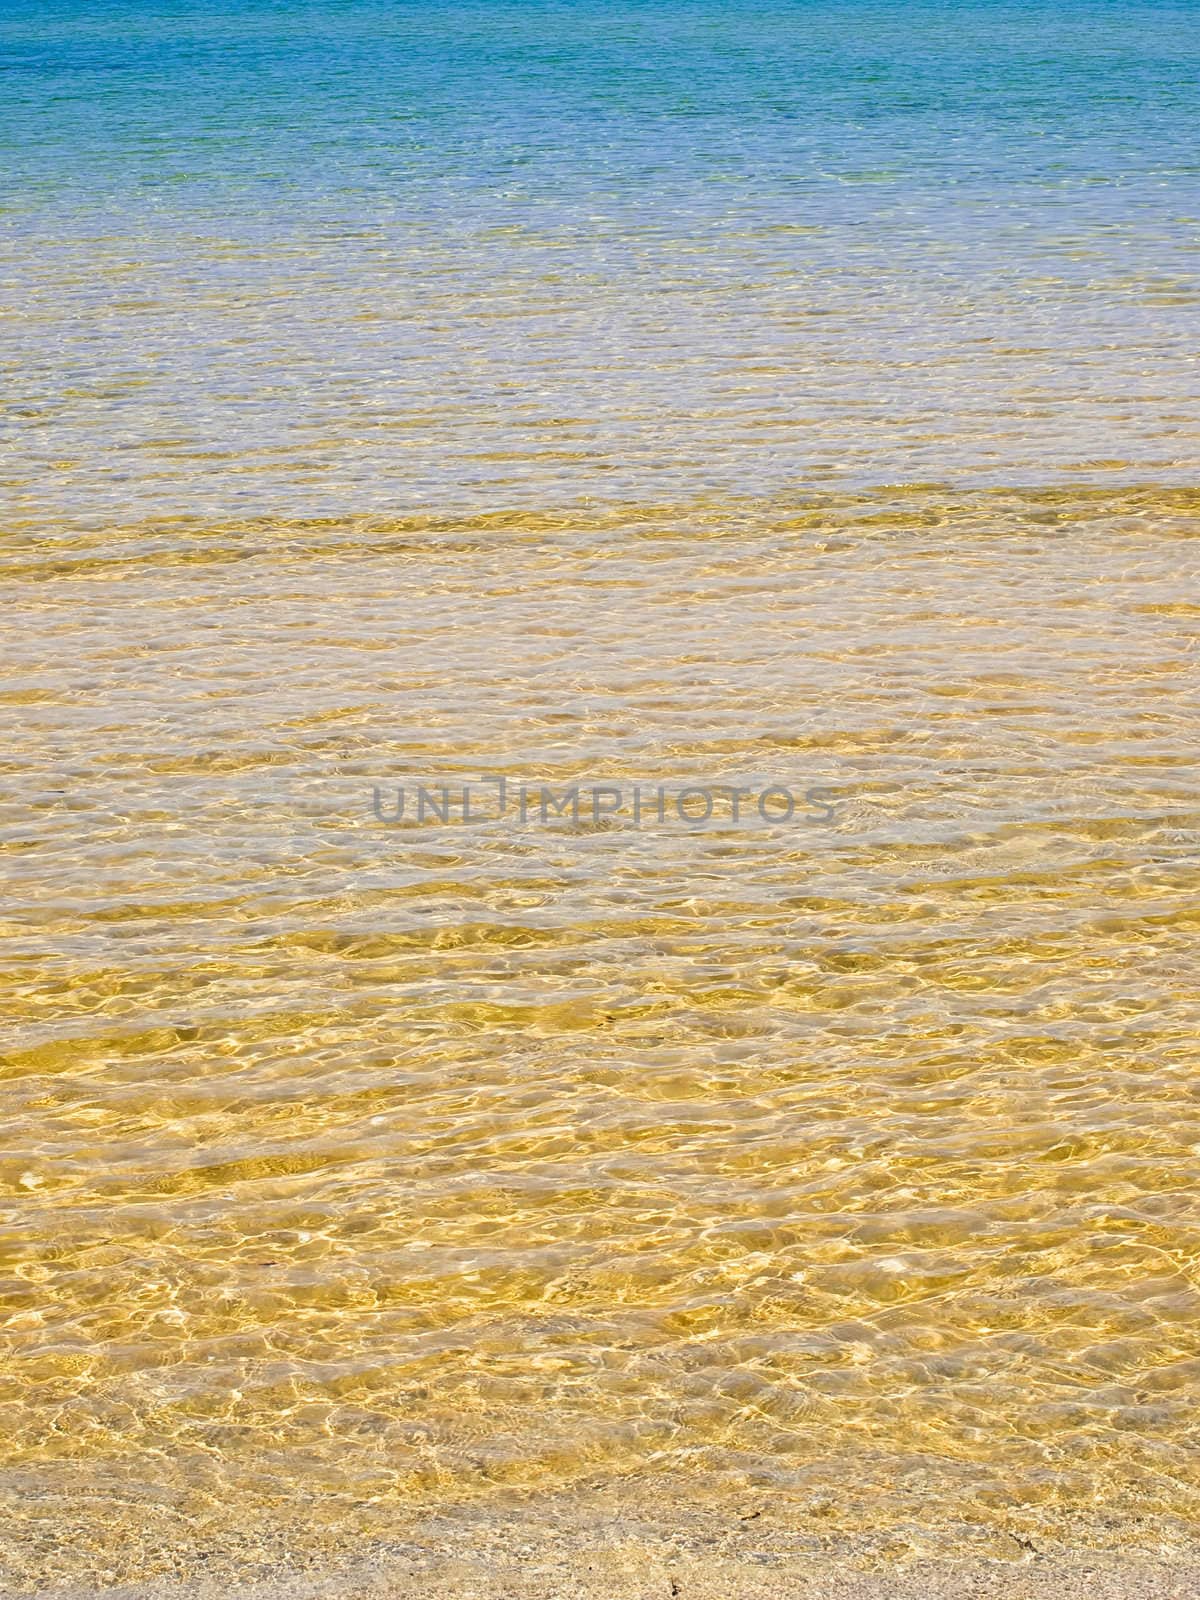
[2,486,1199,1589]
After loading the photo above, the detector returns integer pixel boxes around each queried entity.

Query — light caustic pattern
[2,489,1199,1579]
[1,0,1200,1585]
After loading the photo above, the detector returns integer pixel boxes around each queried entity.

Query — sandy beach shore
[60,1555,1200,1600]
[14,1485,1200,1600]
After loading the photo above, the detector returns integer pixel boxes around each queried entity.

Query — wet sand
[59,1556,1200,1600]
[14,1486,1200,1600]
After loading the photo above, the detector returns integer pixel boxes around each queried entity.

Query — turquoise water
[2,0,1198,525]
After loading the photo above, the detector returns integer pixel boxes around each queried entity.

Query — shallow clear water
[3,0,1199,523]
[1,0,1199,1585]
